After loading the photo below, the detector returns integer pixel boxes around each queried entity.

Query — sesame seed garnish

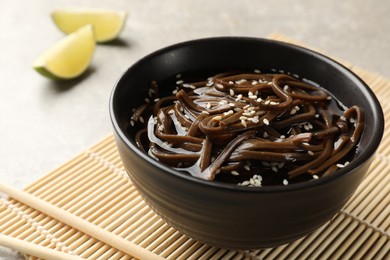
[145,98,150,103]
[213,115,222,121]
[219,100,228,105]
[168,109,174,115]
[154,98,160,102]
[290,109,297,115]
[229,81,234,85]
[302,142,310,146]
[241,120,247,128]
[172,89,178,95]
[278,162,285,168]
[308,150,314,156]
[139,116,145,123]
[271,166,278,172]
[283,85,289,92]
[313,175,319,179]
[202,110,210,115]
[251,81,257,85]
[130,120,135,126]
[254,69,261,73]
[224,110,234,116]
[280,135,286,139]
[256,98,262,102]
[340,116,346,121]
[176,74,182,78]
[234,107,242,112]
[206,80,214,87]
[177,162,183,167]
[304,124,310,131]
[264,100,271,105]
[327,96,332,100]
[231,171,240,176]
[336,163,345,168]
[283,179,289,185]
[176,80,184,84]
[295,106,300,111]
[263,118,270,125]
[270,101,279,105]
[249,95,257,99]
[251,118,259,123]
[235,94,243,101]
[206,102,211,109]
[240,116,248,120]
[229,102,235,107]
[243,104,250,109]
[229,89,235,96]
[315,114,320,118]
[184,114,190,119]
[243,112,252,117]
[244,165,250,171]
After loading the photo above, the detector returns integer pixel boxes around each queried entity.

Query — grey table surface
[1,0,389,258]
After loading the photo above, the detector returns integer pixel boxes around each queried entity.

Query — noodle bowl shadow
[109,37,384,249]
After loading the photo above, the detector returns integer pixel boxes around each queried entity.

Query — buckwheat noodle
[130,72,364,186]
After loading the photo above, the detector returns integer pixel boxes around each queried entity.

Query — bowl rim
[109,36,384,193]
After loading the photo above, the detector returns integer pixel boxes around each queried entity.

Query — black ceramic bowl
[110,37,384,249]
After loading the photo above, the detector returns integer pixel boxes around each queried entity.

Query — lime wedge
[51,8,127,43]
[33,25,95,80]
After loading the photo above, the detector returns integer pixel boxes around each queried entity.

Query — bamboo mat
[1,34,389,260]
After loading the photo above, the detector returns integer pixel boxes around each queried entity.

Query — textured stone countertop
[1,0,389,258]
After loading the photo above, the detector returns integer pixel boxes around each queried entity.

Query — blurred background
[0,0,389,257]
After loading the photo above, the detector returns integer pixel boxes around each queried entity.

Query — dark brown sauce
[128,70,364,186]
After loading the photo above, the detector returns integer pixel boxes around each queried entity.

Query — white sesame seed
[280,135,286,139]
[241,120,247,127]
[251,118,260,123]
[313,175,319,179]
[184,114,190,119]
[244,165,250,171]
[243,104,250,109]
[265,100,271,105]
[295,106,300,111]
[229,89,235,96]
[290,109,297,115]
[206,80,214,87]
[229,81,234,85]
[278,162,285,168]
[270,101,279,105]
[206,102,211,109]
[219,100,228,105]
[327,96,332,100]
[254,69,261,73]
[308,122,313,129]
[340,116,346,121]
[130,120,135,126]
[229,102,235,107]
[336,163,345,168]
[248,91,253,96]
[202,111,210,114]
[240,116,248,120]
[302,142,310,146]
[304,124,310,131]
[231,171,240,176]
[243,112,252,117]
[256,98,262,102]
[241,181,250,186]
[176,80,184,84]
[145,98,150,103]
[236,94,243,100]
[139,116,145,123]
[234,107,242,112]
[213,115,222,121]
[344,161,350,166]
[263,118,270,125]
[249,95,257,99]
[283,85,289,92]
[315,114,320,118]
[154,98,160,102]
[168,109,174,115]
[176,74,182,78]
[283,179,289,185]
[224,110,234,116]
[172,89,178,94]
[235,79,247,84]
[308,150,315,156]
[272,166,278,172]
[251,81,257,85]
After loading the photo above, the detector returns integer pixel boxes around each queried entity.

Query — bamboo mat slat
[1,34,389,259]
